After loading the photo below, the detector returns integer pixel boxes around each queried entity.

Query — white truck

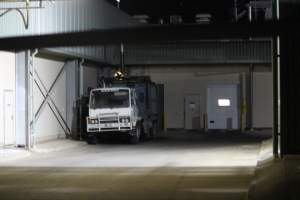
[86,77,161,144]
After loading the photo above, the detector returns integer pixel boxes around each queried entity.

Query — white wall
[32,58,99,143]
[0,51,16,146]
[130,66,242,129]
[33,57,67,142]
[130,65,273,129]
[253,72,273,128]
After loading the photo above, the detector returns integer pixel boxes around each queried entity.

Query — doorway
[184,95,201,130]
[207,84,239,130]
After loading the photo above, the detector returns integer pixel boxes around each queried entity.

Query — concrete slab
[247,140,300,200]
[0,167,254,200]
[2,132,270,168]
[284,156,300,200]
[0,147,31,162]
[257,139,273,164]
[0,131,273,200]
[0,131,271,168]
[32,139,85,153]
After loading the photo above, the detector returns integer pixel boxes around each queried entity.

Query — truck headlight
[88,118,99,124]
[120,117,130,123]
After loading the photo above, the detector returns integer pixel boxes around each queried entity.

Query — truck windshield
[90,89,130,109]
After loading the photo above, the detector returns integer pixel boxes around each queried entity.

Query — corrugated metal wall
[0,1,271,65]
[0,0,139,63]
[113,40,272,65]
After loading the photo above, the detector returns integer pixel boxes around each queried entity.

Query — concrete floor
[0,131,272,200]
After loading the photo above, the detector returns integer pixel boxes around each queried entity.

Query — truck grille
[99,117,119,124]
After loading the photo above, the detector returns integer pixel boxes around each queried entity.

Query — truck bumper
[87,124,133,133]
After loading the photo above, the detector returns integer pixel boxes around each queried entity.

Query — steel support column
[272,0,280,157]
[27,49,38,149]
[15,51,28,147]
[78,59,85,140]
[272,37,279,157]
[25,50,30,149]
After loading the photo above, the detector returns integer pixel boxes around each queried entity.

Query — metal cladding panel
[0,0,139,62]
[48,46,107,63]
[113,40,272,65]
[65,60,79,134]
[0,0,139,37]
[15,52,27,146]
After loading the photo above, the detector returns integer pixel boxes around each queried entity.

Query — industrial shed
[0,1,299,200]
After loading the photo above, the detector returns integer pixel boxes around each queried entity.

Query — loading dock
[129,65,272,132]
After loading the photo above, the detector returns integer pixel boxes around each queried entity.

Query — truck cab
[86,87,142,144]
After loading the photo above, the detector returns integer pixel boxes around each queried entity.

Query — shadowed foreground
[0,167,254,200]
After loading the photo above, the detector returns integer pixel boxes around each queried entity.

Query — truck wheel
[130,125,141,144]
[150,123,158,139]
[86,134,97,145]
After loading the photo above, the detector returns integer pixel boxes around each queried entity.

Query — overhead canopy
[0,20,298,51]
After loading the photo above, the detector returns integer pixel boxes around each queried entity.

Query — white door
[184,95,200,130]
[3,90,15,146]
[207,85,239,130]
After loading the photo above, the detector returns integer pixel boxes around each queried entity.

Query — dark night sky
[109,0,250,22]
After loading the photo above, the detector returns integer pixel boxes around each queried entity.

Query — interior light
[218,99,230,107]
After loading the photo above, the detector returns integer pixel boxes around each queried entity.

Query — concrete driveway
[1,131,271,168]
[0,131,272,200]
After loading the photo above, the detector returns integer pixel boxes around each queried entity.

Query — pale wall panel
[130,66,241,129]
[253,72,273,128]
[33,57,66,142]
[0,51,15,145]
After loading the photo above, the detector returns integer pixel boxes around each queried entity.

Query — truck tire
[86,134,97,145]
[130,125,141,144]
